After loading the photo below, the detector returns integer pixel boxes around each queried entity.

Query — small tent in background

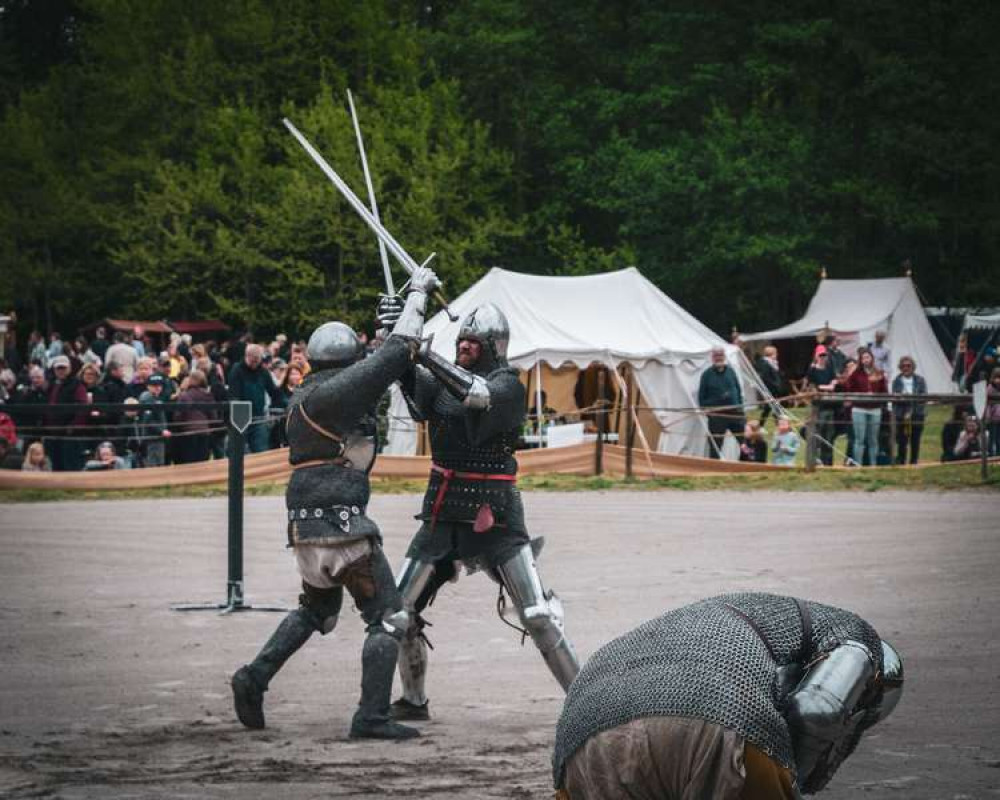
[385,267,769,457]
[742,277,954,392]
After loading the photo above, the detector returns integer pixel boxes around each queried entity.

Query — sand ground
[0,490,998,799]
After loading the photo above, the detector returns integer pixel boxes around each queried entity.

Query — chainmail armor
[552,593,882,787]
[285,338,412,545]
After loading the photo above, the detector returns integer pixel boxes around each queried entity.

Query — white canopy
[964,313,1000,330]
[742,277,954,391]
[386,267,768,457]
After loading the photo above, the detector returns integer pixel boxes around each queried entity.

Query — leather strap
[293,402,343,444]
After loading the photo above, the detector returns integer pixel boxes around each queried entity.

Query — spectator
[869,329,892,378]
[697,346,744,459]
[105,331,139,383]
[131,326,146,358]
[988,368,1000,457]
[969,345,998,387]
[83,440,128,470]
[891,356,928,465]
[174,370,216,464]
[45,355,88,471]
[128,357,156,399]
[138,373,171,466]
[91,326,110,363]
[46,331,64,363]
[154,352,179,397]
[830,357,858,462]
[824,334,847,375]
[28,331,48,368]
[841,347,888,466]
[228,344,282,453]
[753,345,786,423]
[739,419,768,463]
[0,368,15,403]
[805,346,838,466]
[950,415,984,461]
[770,416,800,466]
[21,441,52,471]
[75,336,102,368]
[76,362,104,461]
[177,333,193,363]
[0,437,22,470]
[12,366,48,447]
[0,408,15,447]
[952,334,975,389]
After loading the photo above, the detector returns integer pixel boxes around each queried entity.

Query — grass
[0,461,995,503]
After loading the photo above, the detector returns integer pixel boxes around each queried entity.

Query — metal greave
[498,544,580,691]
[395,558,436,705]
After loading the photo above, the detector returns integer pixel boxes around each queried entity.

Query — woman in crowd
[841,347,887,466]
[739,419,768,463]
[76,362,105,463]
[950,415,984,461]
[83,440,128,470]
[770,416,800,466]
[21,441,51,471]
[173,369,216,464]
[891,355,927,464]
[987,368,1000,457]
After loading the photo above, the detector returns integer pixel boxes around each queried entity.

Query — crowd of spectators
[697,329,996,466]
[0,326,314,472]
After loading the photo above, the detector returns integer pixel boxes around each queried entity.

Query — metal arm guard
[389,288,429,342]
[416,339,491,409]
[786,640,875,792]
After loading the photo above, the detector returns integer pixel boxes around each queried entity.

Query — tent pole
[626,365,635,479]
[595,368,605,475]
[535,362,544,445]
[609,355,657,478]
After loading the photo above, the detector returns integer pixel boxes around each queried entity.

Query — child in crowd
[21,441,52,472]
[770,417,800,466]
[739,419,768,463]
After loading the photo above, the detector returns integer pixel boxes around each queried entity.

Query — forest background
[1,0,998,341]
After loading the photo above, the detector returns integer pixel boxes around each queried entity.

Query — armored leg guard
[392,558,438,712]
[349,628,419,740]
[343,547,419,740]
[498,544,580,691]
[232,607,317,729]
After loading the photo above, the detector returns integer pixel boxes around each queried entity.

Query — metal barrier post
[172,401,286,614]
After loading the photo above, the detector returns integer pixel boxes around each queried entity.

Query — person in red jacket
[841,347,887,466]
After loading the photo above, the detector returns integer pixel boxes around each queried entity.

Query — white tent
[742,277,954,391]
[386,267,765,456]
[964,312,1000,330]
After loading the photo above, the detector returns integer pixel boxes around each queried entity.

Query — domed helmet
[456,303,509,371]
[306,322,364,370]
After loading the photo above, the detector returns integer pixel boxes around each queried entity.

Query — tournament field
[1,491,997,799]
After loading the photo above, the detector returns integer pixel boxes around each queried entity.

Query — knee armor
[299,583,343,634]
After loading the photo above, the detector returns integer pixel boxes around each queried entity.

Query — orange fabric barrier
[4,442,986,492]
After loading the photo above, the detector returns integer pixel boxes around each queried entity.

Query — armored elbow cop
[415,342,492,409]
[787,639,903,792]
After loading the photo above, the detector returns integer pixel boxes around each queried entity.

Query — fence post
[805,397,819,472]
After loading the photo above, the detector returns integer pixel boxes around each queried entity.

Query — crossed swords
[283,97,458,321]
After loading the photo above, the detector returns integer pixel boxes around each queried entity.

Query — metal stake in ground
[172,401,287,614]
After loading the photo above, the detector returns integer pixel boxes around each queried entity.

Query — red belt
[430,463,517,529]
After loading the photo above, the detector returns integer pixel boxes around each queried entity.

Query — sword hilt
[435,290,460,322]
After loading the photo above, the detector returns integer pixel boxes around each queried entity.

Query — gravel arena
[1,490,998,799]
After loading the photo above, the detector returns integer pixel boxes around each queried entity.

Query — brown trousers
[559,716,797,800]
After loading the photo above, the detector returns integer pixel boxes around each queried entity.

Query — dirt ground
[0,490,998,799]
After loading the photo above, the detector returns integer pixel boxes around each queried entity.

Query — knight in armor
[376,301,580,721]
[230,266,440,740]
[553,593,904,799]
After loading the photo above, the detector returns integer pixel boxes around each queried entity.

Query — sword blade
[346,89,394,295]
[282,117,418,277]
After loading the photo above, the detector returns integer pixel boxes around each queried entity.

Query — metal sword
[346,89,394,296]
[282,117,458,321]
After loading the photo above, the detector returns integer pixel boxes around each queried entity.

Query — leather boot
[350,631,420,740]
[232,609,315,729]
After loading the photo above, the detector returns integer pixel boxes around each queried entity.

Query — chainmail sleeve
[398,363,440,422]
[304,337,413,434]
[465,367,525,446]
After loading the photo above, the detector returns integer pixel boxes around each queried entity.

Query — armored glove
[407,266,441,295]
[376,294,405,332]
